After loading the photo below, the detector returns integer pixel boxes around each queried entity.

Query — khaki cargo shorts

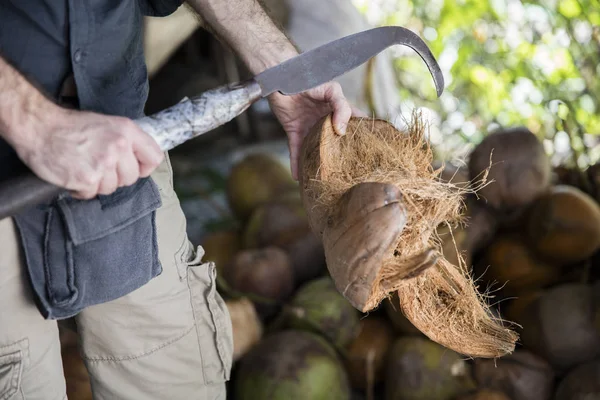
[0,154,233,399]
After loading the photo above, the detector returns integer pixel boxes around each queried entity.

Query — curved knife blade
[256,26,445,97]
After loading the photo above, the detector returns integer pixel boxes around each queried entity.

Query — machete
[0,26,444,219]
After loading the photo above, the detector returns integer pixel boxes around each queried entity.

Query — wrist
[250,42,298,74]
[1,89,63,158]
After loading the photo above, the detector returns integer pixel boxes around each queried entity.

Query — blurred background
[59,1,600,399]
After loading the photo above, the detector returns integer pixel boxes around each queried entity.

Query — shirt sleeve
[138,0,185,17]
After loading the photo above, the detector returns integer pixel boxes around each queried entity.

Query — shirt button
[73,49,83,63]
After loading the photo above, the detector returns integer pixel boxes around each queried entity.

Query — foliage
[353,0,600,168]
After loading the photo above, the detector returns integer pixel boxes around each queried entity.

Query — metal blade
[255,26,445,97]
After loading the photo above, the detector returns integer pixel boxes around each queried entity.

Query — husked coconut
[299,115,517,358]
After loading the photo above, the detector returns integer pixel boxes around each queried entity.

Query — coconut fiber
[299,114,518,358]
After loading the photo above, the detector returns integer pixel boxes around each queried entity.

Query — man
[0,1,357,398]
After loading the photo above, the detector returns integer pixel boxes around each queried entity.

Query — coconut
[284,276,360,350]
[299,115,517,358]
[223,247,294,304]
[384,337,476,400]
[526,185,600,265]
[244,192,326,285]
[345,316,395,391]
[201,230,241,275]
[234,330,351,400]
[226,297,263,362]
[555,359,600,400]
[502,291,542,327]
[483,235,561,296]
[519,283,600,371]
[226,153,297,221]
[468,127,551,213]
[474,350,555,400]
[383,292,421,335]
[456,390,510,400]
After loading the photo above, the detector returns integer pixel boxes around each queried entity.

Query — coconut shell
[526,185,600,265]
[555,359,600,400]
[456,390,510,400]
[243,193,326,285]
[468,127,551,212]
[300,115,518,358]
[223,247,294,303]
[226,153,297,221]
[474,350,555,400]
[227,297,263,362]
[384,337,476,400]
[519,283,600,371]
[234,330,351,400]
[484,235,561,296]
[285,277,360,350]
[345,316,395,390]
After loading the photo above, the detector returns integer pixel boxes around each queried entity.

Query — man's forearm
[185,0,298,74]
[0,55,56,152]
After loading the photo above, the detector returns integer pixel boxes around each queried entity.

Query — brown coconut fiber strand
[299,114,518,358]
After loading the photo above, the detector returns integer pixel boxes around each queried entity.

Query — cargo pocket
[0,340,27,400]
[14,178,164,320]
[186,243,234,384]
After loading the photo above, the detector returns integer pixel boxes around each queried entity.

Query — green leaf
[558,0,582,18]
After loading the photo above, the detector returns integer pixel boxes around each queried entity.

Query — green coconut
[284,277,360,350]
[244,192,326,285]
[384,337,476,400]
[234,330,351,400]
[519,282,600,371]
[226,153,297,221]
[474,350,555,400]
[555,359,600,400]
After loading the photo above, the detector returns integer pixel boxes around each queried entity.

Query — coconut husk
[299,114,518,359]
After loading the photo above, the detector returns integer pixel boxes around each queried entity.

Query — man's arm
[0,56,163,199]
[184,0,297,74]
[185,0,363,180]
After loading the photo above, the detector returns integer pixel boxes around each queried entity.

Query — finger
[126,121,164,176]
[116,150,140,188]
[323,83,352,136]
[287,134,302,181]
[97,168,119,195]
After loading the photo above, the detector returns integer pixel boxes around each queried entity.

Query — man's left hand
[268,81,368,180]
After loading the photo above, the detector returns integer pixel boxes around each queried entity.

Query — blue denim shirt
[0,0,183,319]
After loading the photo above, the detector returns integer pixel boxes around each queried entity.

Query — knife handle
[0,79,264,220]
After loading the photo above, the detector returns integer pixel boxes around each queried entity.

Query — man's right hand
[15,108,164,200]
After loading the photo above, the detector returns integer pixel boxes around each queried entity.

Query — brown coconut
[483,235,561,296]
[526,185,600,265]
[226,297,263,362]
[468,127,551,213]
[474,350,555,400]
[345,316,395,390]
[555,359,600,400]
[519,283,600,371]
[456,390,510,400]
[243,192,326,285]
[299,115,518,358]
[223,247,295,303]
